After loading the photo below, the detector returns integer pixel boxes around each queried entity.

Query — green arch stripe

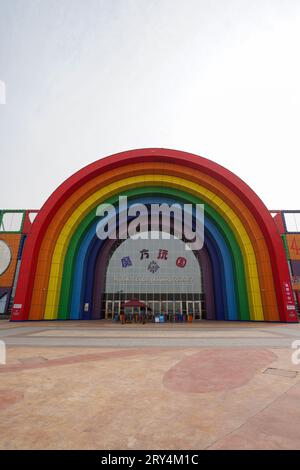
[57,186,250,320]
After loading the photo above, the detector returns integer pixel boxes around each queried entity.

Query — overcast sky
[0,0,300,210]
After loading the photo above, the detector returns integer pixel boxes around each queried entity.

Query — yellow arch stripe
[44,175,264,320]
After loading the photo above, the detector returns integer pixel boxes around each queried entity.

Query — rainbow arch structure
[11,148,297,322]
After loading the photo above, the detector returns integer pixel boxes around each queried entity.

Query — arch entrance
[103,231,204,322]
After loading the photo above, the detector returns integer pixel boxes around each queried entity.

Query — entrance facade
[105,300,203,321]
[102,231,205,321]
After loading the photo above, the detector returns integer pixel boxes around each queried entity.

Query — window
[284,212,300,233]
[0,212,24,232]
[0,294,7,314]
[0,240,12,275]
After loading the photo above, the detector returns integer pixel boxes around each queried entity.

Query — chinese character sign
[286,235,300,260]
[121,256,132,268]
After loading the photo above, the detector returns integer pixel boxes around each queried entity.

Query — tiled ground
[0,320,300,449]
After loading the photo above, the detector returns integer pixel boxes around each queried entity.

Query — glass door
[106,301,113,319]
[124,306,133,322]
[187,301,194,320]
[161,302,167,322]
[153,301,160,321]
[166,301,174,322]
[174,301,182,321]
[133,306,139,323]
[146,302,154,322]
[194,301,201,320]
[113,301,120,320]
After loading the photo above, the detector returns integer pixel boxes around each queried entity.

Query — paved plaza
[1,320,300,449]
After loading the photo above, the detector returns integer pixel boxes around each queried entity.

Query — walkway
[0,320,300,449]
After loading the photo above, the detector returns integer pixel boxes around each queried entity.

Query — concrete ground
[1,320,300,450]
